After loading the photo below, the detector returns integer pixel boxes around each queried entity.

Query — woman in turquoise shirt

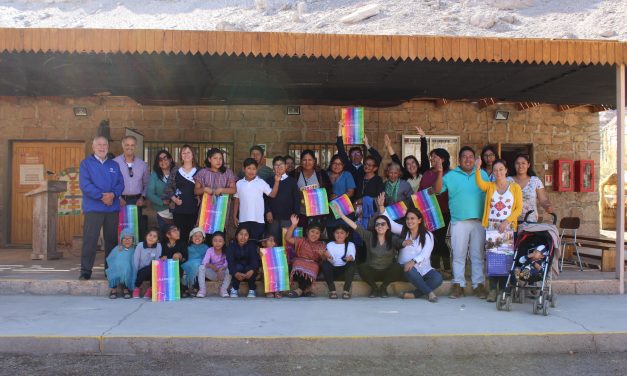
[147,150,174,234]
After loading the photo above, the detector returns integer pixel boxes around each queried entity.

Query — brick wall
[0,96,602,245]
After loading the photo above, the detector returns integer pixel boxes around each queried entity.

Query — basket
[486,251,514,277]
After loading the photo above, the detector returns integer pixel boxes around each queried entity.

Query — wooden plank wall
[0,28,625,65]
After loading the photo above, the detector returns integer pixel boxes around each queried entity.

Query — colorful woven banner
[411,189,445,231]
[118,205,139,242]
[151,259,181,302]
[385,201,407,220]
[260,247,290,293]
[281,227,303,265]
[197,194,230,234]
[341,107,365,145]
[302,188,329,216]
[329,193,354,219]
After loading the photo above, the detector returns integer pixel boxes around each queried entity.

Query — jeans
[135,265,152,288]
[405,268,443,296]
[230,264,257,291]
[450,219,485,288]
[321,260,356,292]
[81,211,119,276]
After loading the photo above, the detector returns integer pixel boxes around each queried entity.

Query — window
[287,142,365,170]
[402,135,460,169]
[144,142,235,169]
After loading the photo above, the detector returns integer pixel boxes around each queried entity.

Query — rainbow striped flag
[341,107,365,145]
[118,205,139,242]
[329,193,354,219]
[281,227,303,265]
[151,259,180,302]
[197,194,230,234]
[260,247,290,293]
[302,188,329,216]
[411,189,445,231]
[385,201,407,221]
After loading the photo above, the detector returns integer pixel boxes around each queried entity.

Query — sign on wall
[402,135,460,169]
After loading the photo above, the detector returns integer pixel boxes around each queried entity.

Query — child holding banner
[197,231,231,298]
[161,225,190,297]
[258,235,287,299]
[285,215,326,298]
[321,223,356,299]
[226,226,259,298]
[106,230,136,299]
[132,228,162,299]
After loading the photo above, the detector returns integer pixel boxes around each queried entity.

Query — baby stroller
[496,211,561,316]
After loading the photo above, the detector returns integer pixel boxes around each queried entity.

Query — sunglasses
[159,155,170,161]
[127,165,133,177]
[374,222,387,228]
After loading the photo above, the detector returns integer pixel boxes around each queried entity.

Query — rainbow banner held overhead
[411,189,445,232]
[197,194,230,234]
[302,188,329,216]
[260,247,290,293]
[330,193,355,219]
[341,107,365,145]
[118,205,139,242]
[151,259,181,302]
[281,227,303,265]
[385,201,408,221]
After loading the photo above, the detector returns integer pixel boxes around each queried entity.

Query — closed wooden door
[11,141,85,245]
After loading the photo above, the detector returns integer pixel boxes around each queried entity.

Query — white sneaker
[247,290,256,298]
[229,288,238,298]
[196,290,206,298]
[219,287,229,298]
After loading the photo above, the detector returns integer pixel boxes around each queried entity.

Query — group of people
[80,122,553,303]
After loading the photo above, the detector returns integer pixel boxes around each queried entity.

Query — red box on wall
[553,159,574,192]
[575,160,594,192]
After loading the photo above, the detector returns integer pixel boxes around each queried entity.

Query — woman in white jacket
[379,195,442,302]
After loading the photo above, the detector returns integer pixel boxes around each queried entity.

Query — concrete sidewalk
[1,294,626,356]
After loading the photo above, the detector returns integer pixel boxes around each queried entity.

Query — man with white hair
[78,136,124,280]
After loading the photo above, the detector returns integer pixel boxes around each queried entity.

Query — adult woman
[194,148,238,238]
[326,154,356,234]
[337,194,404,298]
[385,127,430,192]
[147,150,174,234]
[419,148,452,273]
[475,158,522,302]
[480,145,499,181]
[382,206,441,303]
[163,145,199,242]
[284,155,296,174]
[289,149,332,227]
[285,215,326,298]
[383,162,412,206]
[509,153,554,224]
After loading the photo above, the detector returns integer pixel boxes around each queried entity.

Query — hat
[189,227,205,240]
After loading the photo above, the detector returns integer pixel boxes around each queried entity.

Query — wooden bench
[562,235,626,272]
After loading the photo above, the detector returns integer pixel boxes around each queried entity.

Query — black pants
[321,260,355,292]
[231,264,257,290]
[239,221,266,242]
[81,211,119,276]
[173,212,198,243]
[293,274,313,291]
[122,196,147,241]
[135,265,152,288]
[430,212,451,270]
[489,276,507,290]
[358,263,404,290]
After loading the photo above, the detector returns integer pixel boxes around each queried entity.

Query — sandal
[328,291,338,299]
[109,289,118,299]
[286,289,302,298]
[342,291,351,300]
[122,289,132,299]
[266,293,275,298]
[274,292,283,299]
[400,291,417,299]
[427,292,439,303]
[181,290,190,298]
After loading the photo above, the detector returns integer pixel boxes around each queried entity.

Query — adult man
[79,136,124,280]
[433,146,488,299]
[336,121,382,201]
[113,135,150,237]
[238,145,274,181]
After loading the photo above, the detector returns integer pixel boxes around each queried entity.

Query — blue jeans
[450,220,486,288]
[404,268,443,297]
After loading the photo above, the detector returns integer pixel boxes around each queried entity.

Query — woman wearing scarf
[106,230,136,299]
[383,162,412,206]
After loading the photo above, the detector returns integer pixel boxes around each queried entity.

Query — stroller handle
[523,210,557,225]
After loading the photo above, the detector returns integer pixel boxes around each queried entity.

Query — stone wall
[0,96,602,245]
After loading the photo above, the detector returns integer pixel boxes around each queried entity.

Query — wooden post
[616,64,625,294]
[25,180,67,260]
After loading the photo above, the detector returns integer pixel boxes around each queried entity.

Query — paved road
[1,353,626,376]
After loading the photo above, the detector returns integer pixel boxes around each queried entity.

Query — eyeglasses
[374,222,387,228]
[159,155,169,161]
[483,153,496,158]
[127,166,134,177]
[331,162,343,166]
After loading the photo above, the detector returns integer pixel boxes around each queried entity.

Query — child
[259,235,285,299]
[132,228,162,299]
[285,214,326,298]
[106,230,136,299]
[226,226,259,298]
[182,227,209,296]
[321,224,356,300]
[197,231,231,298]
[515,245,548,283]
[233,158,280,242]
[161,224,190,297]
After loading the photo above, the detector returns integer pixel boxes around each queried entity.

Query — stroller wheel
[549,293,557,308]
